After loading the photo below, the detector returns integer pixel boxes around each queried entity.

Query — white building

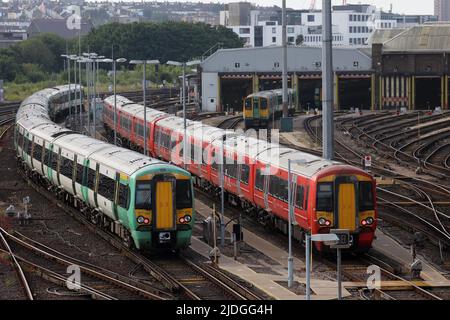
[221,3,436,48]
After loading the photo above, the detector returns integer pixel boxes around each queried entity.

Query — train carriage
[15,86,196,252]
[244,89,295,129]
[104,94,377,253]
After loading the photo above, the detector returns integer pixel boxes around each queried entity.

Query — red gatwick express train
[103,96,377,252]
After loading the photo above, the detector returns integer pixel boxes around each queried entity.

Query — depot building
[198,24,450,112]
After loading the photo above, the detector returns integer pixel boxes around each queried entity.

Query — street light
[130,59,160,155]
[102,57,127,145]
[287,158,304,288]
[61,54,72,118]
[80,57,93,135]
[166,60,201,168]
[69,55,80,127]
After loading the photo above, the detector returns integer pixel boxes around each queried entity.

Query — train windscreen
[176,180,192,209]
[245,98,252,110]
[359,182,374,211]
[260,98,268,110]
[135,181,152,210]
[316,182,334,212]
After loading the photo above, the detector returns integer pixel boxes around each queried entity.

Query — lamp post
[130,59,160,155]
[69,55,79,124]
[166,60,201,168]
[287,159,304,288]
[82,54,94,135]
[102,58,127,145]
[61,54,71,118]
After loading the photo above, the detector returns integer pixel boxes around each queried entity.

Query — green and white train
[14,85,194,251]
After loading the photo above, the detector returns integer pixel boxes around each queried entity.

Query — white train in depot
[14,85,195,251]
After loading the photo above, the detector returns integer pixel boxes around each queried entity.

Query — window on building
[272,36,276,43]
[288,36,294,43]
[307,15,315,22]
[287,27,294,33]
[239,27,250,34]
[272,27,276,33]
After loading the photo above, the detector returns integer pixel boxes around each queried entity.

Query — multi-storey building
[435,0,450,21]
[221,3,437,48]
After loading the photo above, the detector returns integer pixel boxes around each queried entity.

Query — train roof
[52,134,110,158]
[28,123,74,142]
[247,88,294,99]
[88,146,165,176]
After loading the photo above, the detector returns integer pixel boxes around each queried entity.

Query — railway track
[217,115,244,129]
[0,227,34,300]
[303,114,450,252]
[16,162,263,300]
[0,229,167,300]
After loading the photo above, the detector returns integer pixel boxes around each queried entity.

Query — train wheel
[123,231,135,250]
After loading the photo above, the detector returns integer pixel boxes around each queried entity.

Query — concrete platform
[193,199,351,300]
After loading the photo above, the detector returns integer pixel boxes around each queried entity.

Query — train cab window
[296,185,305,209]
[135,181,152,210]
[176,180,192,209]
[118,183,130,210]
[316,183,334,212]
[277,95,282,106]
[75,163,84,185]
[245,98,252,110]
[87,168,96,190]
[98,173,116,201]
[255,169,264,191]
[359,182,374,211]
[33,143,43,162]
[60,156,74,179]
[240,164,250,184]
[260,98,268,110]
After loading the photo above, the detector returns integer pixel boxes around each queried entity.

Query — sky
[98,0,434,15]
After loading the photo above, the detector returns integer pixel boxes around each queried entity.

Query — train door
[335,177,358,231]
[153,176,176,231]
[253,97,260,119]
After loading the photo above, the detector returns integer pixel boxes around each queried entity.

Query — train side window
[33,143,43,162]
[75,162,84,185]
[98,173,115,201]
[255,169,264,191]
[51,151,58,171]
[240,164,250,184]
[211,150,218,171]
[24,137,31,155]
[359,182,374,211]
[118,183,130,210]
[176,180,192,209]
[296,185,305,209]
[87,168,96,190]
[17,130,23,149]
[317,183,334,212]
[60,156,74,179]
[225,158,237,179]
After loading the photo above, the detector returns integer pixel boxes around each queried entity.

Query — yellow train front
[243,89,295,129]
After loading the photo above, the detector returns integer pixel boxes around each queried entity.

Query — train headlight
[137,216,145,224]
[318,218,326,226]
[184,215,192,223]
[365,217,374,225]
